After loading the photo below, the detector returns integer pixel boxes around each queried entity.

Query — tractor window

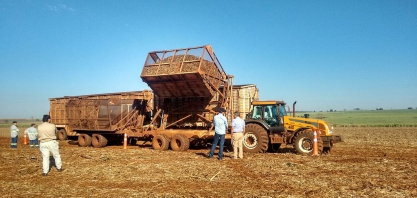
[264,105,278,126]
[271,106,278,118]
[264,105,276,119]
[278,105,287,116]
[251,106,262,119]
[264,107,271,119]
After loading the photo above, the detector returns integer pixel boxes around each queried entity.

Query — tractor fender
[290,127,311,143]
[245,120,269,131]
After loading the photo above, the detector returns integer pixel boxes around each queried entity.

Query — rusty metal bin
[141,45,227,98]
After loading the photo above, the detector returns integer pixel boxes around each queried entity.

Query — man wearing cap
[208,108,228,160]
[25,123,39,148]
[231,112,245,159]
[38,115,62,176]
[10,121,19,148]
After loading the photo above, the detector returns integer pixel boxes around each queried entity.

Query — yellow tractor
[243,100,342,154]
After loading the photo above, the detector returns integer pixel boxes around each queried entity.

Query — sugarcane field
[1,126,416,197]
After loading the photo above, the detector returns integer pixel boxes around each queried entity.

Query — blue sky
[1,0,416,118]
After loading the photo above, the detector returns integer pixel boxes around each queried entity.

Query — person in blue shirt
[208,108,228,160]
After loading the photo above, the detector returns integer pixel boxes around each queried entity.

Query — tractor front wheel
[293,130,323,155]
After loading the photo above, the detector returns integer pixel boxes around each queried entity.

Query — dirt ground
[0,127,416,197]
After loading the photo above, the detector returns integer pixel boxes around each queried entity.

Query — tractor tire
[78,134,92,147]
[57,129,68,141]
[152,134,169,151]
[91,134,108,148]
[293,130,323,155]
[242,124,269,153]
[170,134,190,151]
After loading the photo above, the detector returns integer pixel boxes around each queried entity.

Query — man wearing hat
[25,123,39,148]
[10,121,19,148]
[208,108,228,160]
[38,115,62,176]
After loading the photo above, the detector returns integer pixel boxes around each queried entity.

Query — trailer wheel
[293,130,323,155]
[242,123,269,153]
[170,134,190,151]
[92,134,108,148]
[78,134,92,147]
[152,134,169,151]
[57,129,68,141]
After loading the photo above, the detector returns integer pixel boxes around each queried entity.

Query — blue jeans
[29,139,39,148]
[209,133,225,159]
[11,136,18,148]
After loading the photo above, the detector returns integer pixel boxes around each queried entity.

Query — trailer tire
[170,134,190,151]
[78,134,92,147]
[57,129,68,141]
[152,134,169,151]
[92,134,108,148]
[243,123,269,153]
[293,130,323,155]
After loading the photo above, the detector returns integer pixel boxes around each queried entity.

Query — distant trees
[408,107,413,109]
[376,108,383,110]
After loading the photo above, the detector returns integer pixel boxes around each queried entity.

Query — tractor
[242,100,341,154]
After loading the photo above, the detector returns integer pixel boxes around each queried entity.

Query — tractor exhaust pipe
[293,101,297,117]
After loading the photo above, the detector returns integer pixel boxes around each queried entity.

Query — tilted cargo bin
[141,45,227,98]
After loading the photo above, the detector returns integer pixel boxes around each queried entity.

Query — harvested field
[0,127,416,197]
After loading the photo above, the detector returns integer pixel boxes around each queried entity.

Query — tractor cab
[248,101,287,127]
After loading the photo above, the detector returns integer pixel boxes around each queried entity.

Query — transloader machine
[48,44,342,154]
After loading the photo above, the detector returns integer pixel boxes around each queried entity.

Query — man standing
[38,115,62,176]
[231,112,245,159]
[25,123,39,148]
[10,121,19,148]
[208,108,228,160]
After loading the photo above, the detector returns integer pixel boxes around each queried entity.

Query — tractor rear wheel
[78,134,92,147]
[91,134,108,148]
[152,134,169,151]
[293,130,323,155]
[242,124,269,153]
